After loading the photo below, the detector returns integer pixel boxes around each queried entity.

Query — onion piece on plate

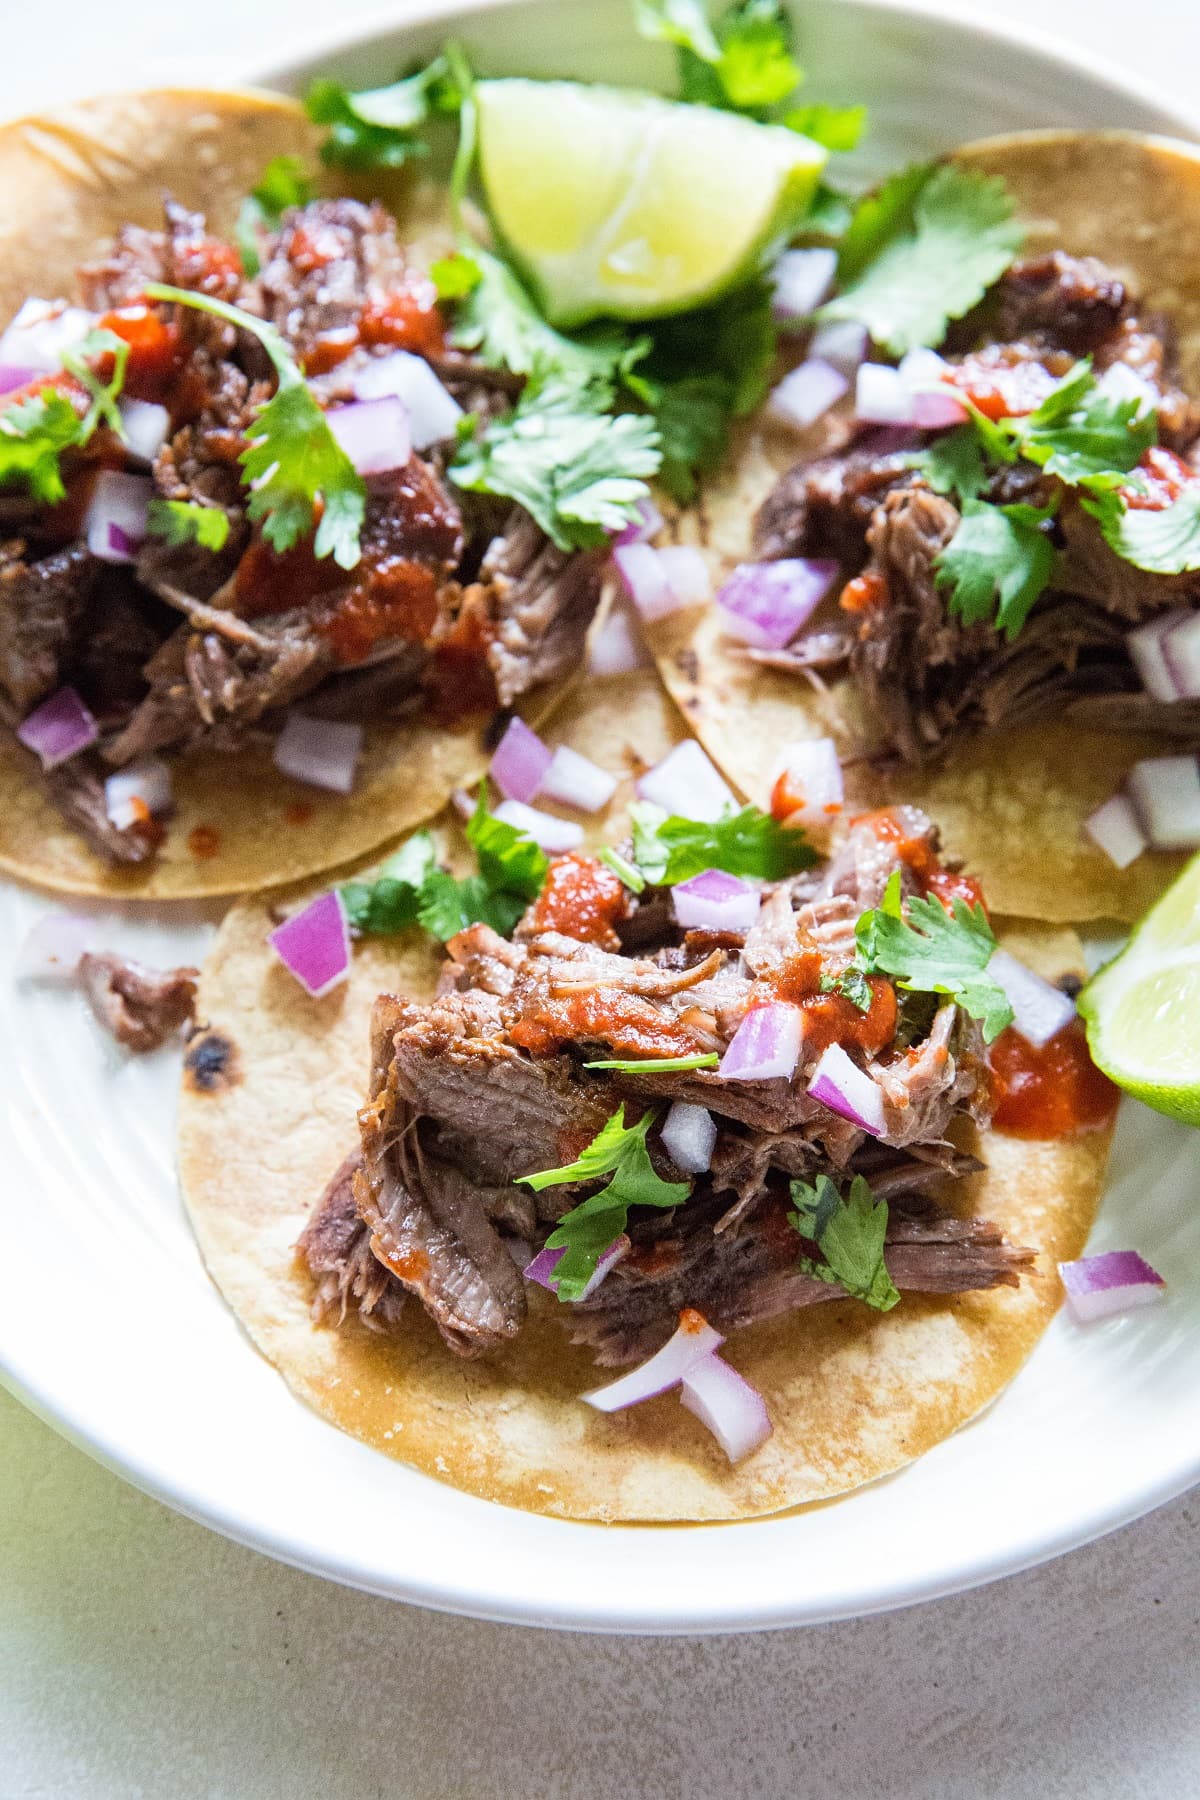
[614,543,710,620]
[1059,1250,1165,1323]
[987,949,1077,1049]
[352,350,462,448]
[808,1042,885,1135]
[769,737,843,832]
[268,890,351,998]
[85,470,153,564]
[770,246,837,321]
[539,745,619,813]
[326,396,411,474]
[492,799,584,852]
[0,363,37,396]
[660,1101,717,1175]
[273,715,364,795]
[672,869,761,932]
[525,1234,629,1302]
[104,757,172,831]
[16,913,95,982]
[636,740,735,823]
[897,347,968,427]
[1127,755,1200,850]
[716,558,838,650]
[1162,612,1200,699]
[582,1308,725,1412]
[489,716,552,804]
[656,545,712,607]
[1084,793,1148,869]
[720,1003,802,1082]
[767,359,849,431]
[680,1351,773,1463]
[856,362,916,426]
[17,685,99,768]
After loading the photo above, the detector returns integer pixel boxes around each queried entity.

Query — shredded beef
[754,445,918,566]
[297,1153,409,1332]
[41,757,160,864]
[0,539,97,713]
[256,199,409,364]
[78,952,198,1051]
[473,509,605,706]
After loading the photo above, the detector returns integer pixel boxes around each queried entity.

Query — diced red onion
[1162,612,1200,700]
[0,297,97,372]
[1059,1250,1165,1324]
[351,350,462,449]
[807,318,868,376]
[118,398,170,464]
[1128,610,1190,703]
[587,595,650,677]
[769,737,844,832]
[326,396,411,474]
[492,799,584,852]
[660,1101,717,1175]
[656,545,712,607]
[770,247,837,321]
[614,542,710,621]
[582,1309,725,1412]
[636,739,735,823]
[104,757,172,831]
[987,949,1077,1049]
[1127,755,1200,850]
[525,1234,629,1302]
[1097,361,1158,415]
[613,495,664,547]
[679,1350,773,1463]
[273,714,364,795]
[85,470,152,564]
[489,716,552,804]
[539,745,618,813]
[0,363,37,396]
[267,889,351,998]
[717,558,838,650]
[15,912,94,981]
[808,1042,885,1135]
[767,358,849,431]
[1084,793,1147,870]
[719,1003,802,1083]
[856,362,916,426]
[17,685,98,768]
[672,868,761,932]
[898,347,968,427]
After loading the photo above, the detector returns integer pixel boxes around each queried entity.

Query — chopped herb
[446,246,645,385]
[789,1173,900,1311]
[934,496,1058,639]
[1008,358,1155,484]
[430,251,483,301]
[340,832,438,935]
[802,183,855,240]
[782,101,867,152]
[855,869,1013,1042]
[832,161,936,284]
[465,782,548,900]
[597,846,646,893]
[630,799,815,886]
[305,48,468,170]
[638,0,802,115]
[519,1105,689,1300]
[62,328,130,440]
[910,423,988,501]
[818,965,873,1012]
[583,1052,719,1071]
[146,498,232,553]
[0,328,129,500]
[235,155,315,277]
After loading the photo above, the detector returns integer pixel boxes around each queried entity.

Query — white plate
[4,0,1200,1635]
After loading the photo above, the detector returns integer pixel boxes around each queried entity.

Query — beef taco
[644,132,1200,924]
[179,670,1116,1521]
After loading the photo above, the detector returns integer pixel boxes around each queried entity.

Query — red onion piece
[1127,755,1200,850]
[1162,612,1200,699]
[770,247,837,320]
[769,737,843,832]
[807,1042,885,1135]
[587,595,651,677]
[898,347,968,427]
[1059,1250,1165,1324]
[492,799,584,852]
[352,350,462,449]
[582,1310,725,1412]
[16,912,94,981]
[719,1003,802,1083]
[614,543,710,621]
[672,868,761,932]
[1084,793,1147,869]
[104,757,172,831]
[268,889,351,998]
[17,685,98,768]
[987,949,1077,1049]
[118,398,170,464]
[326,396,411,474]
[636,739,735,823]
[807,319,868,376]
[525,1234,629,1302]
[767,358,849,431]
[613,495,664,547]
[856,362,916,426]
[656,545,712,607]
[0,298,96,372]
[489,715,552,804]
[716,558,838,650]
[679,1351,773,1463]
[85,470,152,565]
[1128,610,1188,703]
[273,714,364,795]
[0,363,37,396]
[660,1101,717,1175]
[539,745,619,813]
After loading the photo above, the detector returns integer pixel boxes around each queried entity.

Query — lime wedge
[475,78,827,325]
[1078,849,1200,1124]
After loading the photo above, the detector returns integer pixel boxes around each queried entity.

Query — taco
[0,91,613,897]
[645,131,1200,924]
[179,670,1115,1521]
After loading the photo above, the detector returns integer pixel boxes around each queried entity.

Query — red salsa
[528,854,630,950]
[510,986,701,1062]
[990,1020,1118,1139]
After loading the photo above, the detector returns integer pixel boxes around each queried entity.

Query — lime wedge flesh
[475,78,828,326]
[1079,848,1200,1124]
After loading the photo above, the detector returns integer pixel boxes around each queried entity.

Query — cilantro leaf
[630,800,816,886]
[520,1105,689,1300]
[62,328,130,440]
[582,1053,719,1071]
[820,164,1023,354]
[144,283,366,568]
[306,49,467,170]
[1007,358,1156,484]
[818,965,872,1012]
[447,246,643,386]
[633,0,721,60]
[855,870,1013,1042]
[450,370,661,551]
[789,1174,899,1311]
[1081,483,1200,573]
[639,0,802,115]
[146,498,232,553]
[782,101,867,152]
[909,423,988,501]
[833,161,935,283]
[802,184,855,241]
[340,832,438,934]
[934,496,1057,639]
[430,252,483,301]
[465,783,548,901]
[0,329,129,500]
[416,868,528,940]
[235,155,315,277]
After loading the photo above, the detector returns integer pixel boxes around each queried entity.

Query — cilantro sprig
[146,498,232,553]
[934,497,1058,640]
[582,1052,719,1072]
[629,799,816,886]
[306,47,470,170]
[0,328,129,501]
[854,870,1013,1042]
[636,0,803,116]
[789,1174,899,1311]
[519,1105,689,1300]
[1082,484,1200,573]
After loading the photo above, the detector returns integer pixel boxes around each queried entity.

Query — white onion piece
[660,1101,717,1175]
[856,362,916,426]
[679,1351,773,1463]
[656,545,712,607]
[267,889,351,998]
[769,737,843,832]
[1162,612,1200,699]
[15,912,94,981]
[987,949,1077,1049]
[104,757,172,831]
[539,745,619,813]
[118,399,170,465]
[672,869,761,932]
[489,716,552,804]
[351,350,462,448]
[1084,793,1147,870]
[525,1234,629,1301]
[1097,361,1158,416]
[808,1042,885,1136]
[326,396,411,473]
[613,495,664,547]
[582,1310,725,1413]
[767,358,849,431]
[273,714,364,794]
[587,595,651,677]
[85,470,153,564]
[770,247,837,320]
[1059,1250,1165,1324]
[16,685,98,768]
[613,542,674,620]
[1128,610,1190,703]
[0,298,97,372]
[807,318,868,376]
[898,346,968,427]
[492,799,584,852]
[1127,755,1200,850]
[719,1002,802,1082]
[636,740,735,823]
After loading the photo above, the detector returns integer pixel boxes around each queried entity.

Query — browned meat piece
[753,443,917,565]
[473,509,605,706]
[1055,495,1200,619]
[68,577,173,726]
[79,200,241,311]
[361,458,465,580]
[39,755,161,865]
[256,198,410,364]
[78,951,198,1051]
[993,251,1127,351]
[297,1153,408,1332]
[0,539,98,713]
